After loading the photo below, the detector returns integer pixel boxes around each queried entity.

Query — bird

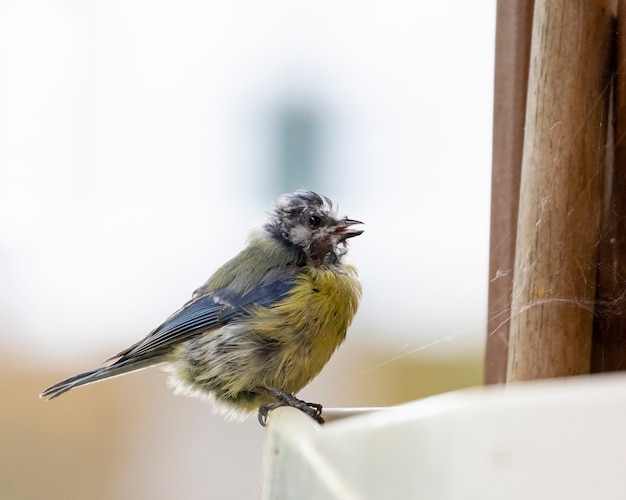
[40,190,363,425]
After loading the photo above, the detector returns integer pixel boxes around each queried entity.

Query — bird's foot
[256,389,324,426]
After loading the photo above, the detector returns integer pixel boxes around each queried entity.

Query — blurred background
[0,1,495,498]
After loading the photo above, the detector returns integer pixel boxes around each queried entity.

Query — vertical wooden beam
[485,0,534,384]
[592,3,624,373]
[507,0,613,381]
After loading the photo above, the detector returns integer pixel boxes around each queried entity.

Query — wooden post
[485,0,534,384]
[591,2,626,373]
[507,0,613,381]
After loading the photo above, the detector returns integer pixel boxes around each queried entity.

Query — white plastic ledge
[261,372,626,499]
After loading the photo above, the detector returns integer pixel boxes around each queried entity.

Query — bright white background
[0,0,494,364]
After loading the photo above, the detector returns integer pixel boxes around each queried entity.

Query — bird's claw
[257,395,324,426]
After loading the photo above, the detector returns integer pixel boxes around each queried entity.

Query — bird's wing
[112,277,297,361]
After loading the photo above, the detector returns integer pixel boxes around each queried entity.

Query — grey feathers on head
[265,190,334,243]
[274,190,335,215]
[264,189,362,266]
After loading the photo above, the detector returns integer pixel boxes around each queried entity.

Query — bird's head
[265,190,363,266]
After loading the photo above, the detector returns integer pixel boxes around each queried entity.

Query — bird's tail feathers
[40,356,165,400]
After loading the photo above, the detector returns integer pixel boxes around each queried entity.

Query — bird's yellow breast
[249,264,361,391]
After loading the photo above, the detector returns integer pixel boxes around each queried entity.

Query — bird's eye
[308,215,322,229]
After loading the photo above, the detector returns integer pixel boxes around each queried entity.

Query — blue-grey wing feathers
[115,279,295,359]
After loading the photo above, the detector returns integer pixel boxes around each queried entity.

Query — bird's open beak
[334,218,364,241]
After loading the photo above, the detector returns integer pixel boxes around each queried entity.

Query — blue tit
[41,190,363,425]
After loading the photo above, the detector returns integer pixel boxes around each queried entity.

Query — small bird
[41,190,363,425]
